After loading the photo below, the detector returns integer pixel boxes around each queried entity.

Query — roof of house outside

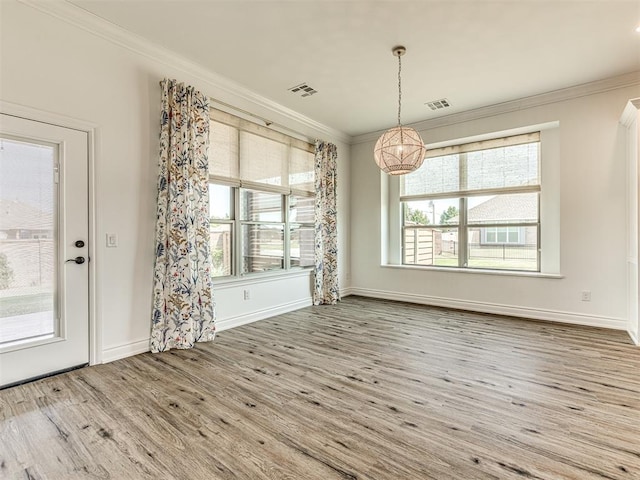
[0,200,53,231]
[446,193,537,225]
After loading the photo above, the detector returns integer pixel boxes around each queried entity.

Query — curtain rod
[208,97,315,145]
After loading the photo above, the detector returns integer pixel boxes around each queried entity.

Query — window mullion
[537,191,541,272]
[401,203,407,264]
[459,197,468,268]
[234,187,242,276]
[235,142,244,275]
[284,194,290,270]
[458,153,468,268]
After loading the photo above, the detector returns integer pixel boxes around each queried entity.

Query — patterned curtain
[150,79,215,352]
[313,140,340,305]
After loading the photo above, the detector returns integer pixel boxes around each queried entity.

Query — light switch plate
[106,233,118,248]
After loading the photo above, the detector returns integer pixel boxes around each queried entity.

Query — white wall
[350,84,640,331]
[622,99,640,344]
[0,1,350,362]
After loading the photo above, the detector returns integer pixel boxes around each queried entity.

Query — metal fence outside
[437,241,536,260]
[468,243,537,261]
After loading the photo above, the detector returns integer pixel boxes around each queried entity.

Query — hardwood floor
[1,296,639,479]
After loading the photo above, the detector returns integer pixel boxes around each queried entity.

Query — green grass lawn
[0,293,53,318]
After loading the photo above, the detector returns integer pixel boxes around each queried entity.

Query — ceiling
[69,0,640,137]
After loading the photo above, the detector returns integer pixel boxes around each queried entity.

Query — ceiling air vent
[425,98,451,111]
[288,83,317,98]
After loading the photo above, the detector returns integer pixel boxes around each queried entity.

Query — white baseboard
[340,287,353,298]
[101,298,313,363]
[102,339,150,363]
[628,328,639,346]
[349,287,627,331]
[103,289,628,363]
[215,298,312,332]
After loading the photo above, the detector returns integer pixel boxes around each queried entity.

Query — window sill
[381,264,563,279]
[212,267,313,289]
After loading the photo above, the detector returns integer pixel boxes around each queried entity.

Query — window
[289,195,315,268]
[400,132,540,272]
[208,108,315,278]
[209,184,233,276]
[482,227,523,245]
[240,189,284,273]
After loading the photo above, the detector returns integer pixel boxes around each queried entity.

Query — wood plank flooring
[1,296,639,479]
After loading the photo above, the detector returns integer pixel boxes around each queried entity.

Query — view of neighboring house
[0,199,54,289]
[405,192,538,270]
[464,193,538,246]
[0,199,53,240]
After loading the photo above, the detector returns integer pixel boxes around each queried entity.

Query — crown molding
[18,0,351,144]
[354,70,640,145]
[17,1,640,147]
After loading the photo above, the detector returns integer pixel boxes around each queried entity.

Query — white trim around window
[208,108,315,281]
[385,122,561,275]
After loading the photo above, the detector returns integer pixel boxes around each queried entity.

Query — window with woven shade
[208,108,315,278]
[400,132,541,272]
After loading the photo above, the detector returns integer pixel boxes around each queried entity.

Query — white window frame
[208,108,315,281]
[386,122,561,275]
[210,184,315,279]
[401,195,540,271]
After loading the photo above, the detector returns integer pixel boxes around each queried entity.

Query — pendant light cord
[397,54,402,127]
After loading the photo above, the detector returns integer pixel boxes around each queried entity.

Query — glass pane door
[0,113,88,387]
[0,136,57,346]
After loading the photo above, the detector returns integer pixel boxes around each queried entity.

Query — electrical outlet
[581,290,591,302]
[243,289,250,301]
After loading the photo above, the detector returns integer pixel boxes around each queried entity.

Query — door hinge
[54,164,60,184]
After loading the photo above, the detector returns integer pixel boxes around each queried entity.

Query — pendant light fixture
[374,46,426,175]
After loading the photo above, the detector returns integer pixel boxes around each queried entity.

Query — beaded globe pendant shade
[374,46,426,176]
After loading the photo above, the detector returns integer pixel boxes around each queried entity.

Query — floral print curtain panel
[150,79,216,352]
[313,140,340,305]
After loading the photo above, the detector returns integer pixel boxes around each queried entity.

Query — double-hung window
[209,109,315,278]
[401,132,540,272]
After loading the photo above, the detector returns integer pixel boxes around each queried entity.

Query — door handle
[65,256,86,264]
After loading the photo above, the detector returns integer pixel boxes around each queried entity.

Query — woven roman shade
[209,108,314,196]
[402,132,540,200]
